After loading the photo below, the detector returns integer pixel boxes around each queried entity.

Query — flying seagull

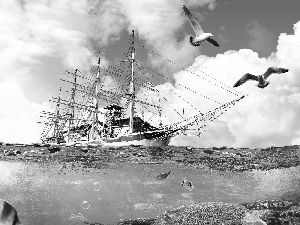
[233,67,289,88]
[183,5,219,47]
[156,171,171,180]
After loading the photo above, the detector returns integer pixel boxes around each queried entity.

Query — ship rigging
[39,30,245,146]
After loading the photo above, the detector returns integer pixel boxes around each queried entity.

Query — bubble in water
[93,181,101,191]
[81,200,90,209]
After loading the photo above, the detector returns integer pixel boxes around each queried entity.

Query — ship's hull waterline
[102,137,171,147]
[60,138,171,147]
[61,130,178,147]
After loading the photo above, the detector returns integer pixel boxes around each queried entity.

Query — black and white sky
[0,0,300,147]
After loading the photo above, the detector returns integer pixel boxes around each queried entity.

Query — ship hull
[61,137,171,147]
[102,137,171,147]
[102,130,176,147]
[60,129,178,147]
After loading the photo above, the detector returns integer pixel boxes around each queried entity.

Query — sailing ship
[39,30,245,147]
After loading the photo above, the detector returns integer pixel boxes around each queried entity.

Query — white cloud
[113,0,217,75]
[137,21,300,148]
[292,130,300,145]
[70,0,217,76]
[0,0,98,143]
[275,22,300,87]
[0,80,49,144]
[1,0,299,149]
[88,0,126,45]
[0,0,94,85]
[164,21,300,148]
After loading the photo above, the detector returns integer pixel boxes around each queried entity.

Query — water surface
[0,157,299,224]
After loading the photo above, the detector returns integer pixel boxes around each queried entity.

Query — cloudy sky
[0,0,300,148]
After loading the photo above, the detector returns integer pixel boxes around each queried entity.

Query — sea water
[0,152,300,224]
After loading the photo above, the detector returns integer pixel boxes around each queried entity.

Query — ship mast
[90,53,101,140]
[71,69,78,121]
[67,69,78,142]
[129,30,135,133]
[53,87,61,142]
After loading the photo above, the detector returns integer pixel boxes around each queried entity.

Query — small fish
[156,171,171,180]
[181,180,194,191]
[0,199,22,225]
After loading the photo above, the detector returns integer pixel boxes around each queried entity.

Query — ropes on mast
[136,42,243,97]
[135,61,222,105]
[135,61,200,112]
[39,30,247,143]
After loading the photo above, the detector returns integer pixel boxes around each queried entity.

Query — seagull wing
[183,5,204,36]
[263,67,278,79]
[206,37,219,47]
[233,73,258,87]
[263,67,289,79]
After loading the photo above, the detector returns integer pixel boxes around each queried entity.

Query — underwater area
[1,145,300,224]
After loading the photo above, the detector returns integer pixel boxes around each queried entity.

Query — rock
[80,148,89,153]
[48,145,61,153]
[155,202,248,224]
[241,200,294,211]
[115,218,156,225]
[281,190,300,204]
[241,212,267,225]
[203,149,214,155]
[244,203,300,224]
